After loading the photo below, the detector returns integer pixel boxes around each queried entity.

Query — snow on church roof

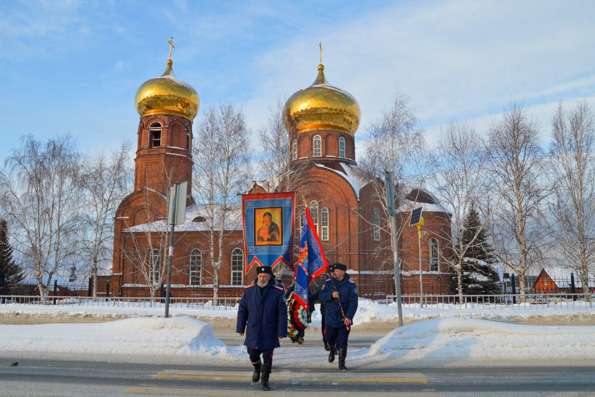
[125,203,242,233]
[312,162,369,199]
[397,187,449,214]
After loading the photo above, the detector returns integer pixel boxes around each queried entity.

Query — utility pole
[384,170,403,327]
[165,181,187,318]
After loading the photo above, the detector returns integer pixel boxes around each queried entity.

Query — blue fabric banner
[242,192,295,273]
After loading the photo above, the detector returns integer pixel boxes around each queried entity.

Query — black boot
[323,340,330,351]
[261,370,271,391]
[338,347,348,370]
[328,346,336,363]
[251,361,261,383]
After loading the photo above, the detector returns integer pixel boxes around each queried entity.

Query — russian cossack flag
[293,207,329,309]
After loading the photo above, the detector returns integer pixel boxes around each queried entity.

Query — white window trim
[320,207,329,241]
[231,248,244,286]
[312,135,322,157]
[189,249,202,285]
[339,136,346,158]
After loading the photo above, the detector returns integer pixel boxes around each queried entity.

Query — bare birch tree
[485,107,548,303]
[359,93,424,293]
[550,102,594,301]
[0,136,82,300]
[431,125,489,302]
[80,143,131,297]
[194,105,250,303]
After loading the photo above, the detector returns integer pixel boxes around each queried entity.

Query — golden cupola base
[135,58,199,121]
[284,63,360,135]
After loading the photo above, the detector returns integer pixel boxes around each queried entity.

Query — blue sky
[1,0,595,161]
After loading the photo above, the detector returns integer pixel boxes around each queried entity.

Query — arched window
[149,123,162,147]
[312,135,322,157]
[309,200,319,233]
[292,138,298,160]
[320,207,329,241]
[372,208,381,241]
[297,206,305,235]
[189,249,202,285]
[429,238,439,271]
[231,248,244,285]
[149,248,161,284]
[339,136,346,158]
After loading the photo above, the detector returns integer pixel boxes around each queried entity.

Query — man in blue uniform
[319,263,358,370]
[236,266,287,391]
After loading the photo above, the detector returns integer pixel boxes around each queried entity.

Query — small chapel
[109,44,452,300]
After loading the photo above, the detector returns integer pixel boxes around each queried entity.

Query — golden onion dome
[135,58,199,121]
[284,63,360,135]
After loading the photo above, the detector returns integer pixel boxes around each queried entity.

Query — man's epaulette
[245,284,256,289]
[273,285,284,291]
[349,279,355,283]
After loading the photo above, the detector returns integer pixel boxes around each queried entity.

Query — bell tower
[133,38,199,207]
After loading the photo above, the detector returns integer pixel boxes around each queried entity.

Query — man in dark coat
[236,266,287,391]
[319,263,358,370]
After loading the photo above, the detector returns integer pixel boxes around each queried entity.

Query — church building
[110,47,452,300]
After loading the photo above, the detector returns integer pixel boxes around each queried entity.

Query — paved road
[0,358,594,396]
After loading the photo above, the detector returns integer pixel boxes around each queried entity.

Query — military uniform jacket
[236,280,288,350]
[319,274,358,328]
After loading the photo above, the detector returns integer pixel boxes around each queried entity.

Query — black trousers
[248,348,274,372]
[325,326,350,349]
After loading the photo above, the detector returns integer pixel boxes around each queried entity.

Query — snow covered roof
[312,162,369,199]
[397,187,448,214]
[125,203,242,233]
[536,267,595,288]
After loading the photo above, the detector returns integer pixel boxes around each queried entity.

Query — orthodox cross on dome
[167,37,175,61]
[319,41,323,65]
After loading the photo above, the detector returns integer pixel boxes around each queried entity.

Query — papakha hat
[257,266,273,275]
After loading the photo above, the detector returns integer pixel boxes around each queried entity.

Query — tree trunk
[457,265,464,304]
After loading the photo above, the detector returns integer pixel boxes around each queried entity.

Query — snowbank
[0,301,238,319]
[1,298,594,324]
[0,316,235,358]
[363,318,595,365]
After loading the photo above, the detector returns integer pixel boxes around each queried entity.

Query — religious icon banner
[242,192,295,273]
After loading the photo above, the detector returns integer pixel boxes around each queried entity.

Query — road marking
[151,370,428,384]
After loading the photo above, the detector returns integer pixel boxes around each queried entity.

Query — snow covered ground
[1,316,594,368]
[0,317,235,358]
[357,318,595,367]
[1,298,594,324]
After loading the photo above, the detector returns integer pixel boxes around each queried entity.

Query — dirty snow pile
[0,316,234,358]
[361,318,595,365]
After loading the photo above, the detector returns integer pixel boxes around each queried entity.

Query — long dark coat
[236,279,288,350]
[319,274,358,328]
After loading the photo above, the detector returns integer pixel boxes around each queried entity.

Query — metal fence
[1,293,593,309]
[383,293,595,306]
[0,295,241,309]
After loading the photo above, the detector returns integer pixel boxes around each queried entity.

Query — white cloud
[240,0,595,145]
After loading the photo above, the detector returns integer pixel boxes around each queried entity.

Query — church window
[149,123,162,147]
[189,249,202,285]
[292,138,298,160]
[312,135,322,157]
[186,134,190,149]
[429,238,439,271]
[149,248,161,285]
[372,208,381,241]
[231,248,244,286]
[309,200,319,233]
[339,136,346,158]
[321,207,329,241]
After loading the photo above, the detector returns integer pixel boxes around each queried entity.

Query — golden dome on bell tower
[135,38,199,121]
[284,45,360,135]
